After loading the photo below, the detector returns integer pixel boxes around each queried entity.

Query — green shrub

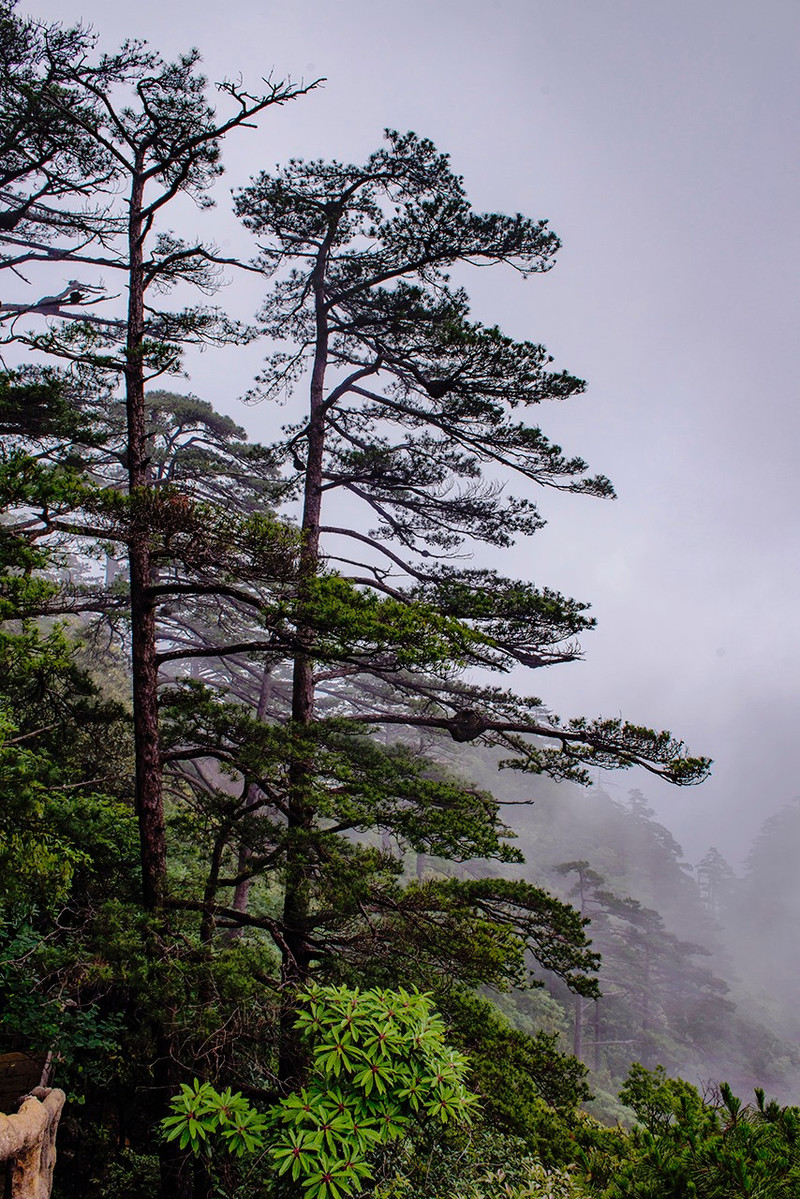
[163,983,478,1199]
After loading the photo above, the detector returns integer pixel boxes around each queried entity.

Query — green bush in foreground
[163,984,478,1198]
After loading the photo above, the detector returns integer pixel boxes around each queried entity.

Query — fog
[24,0,800,866]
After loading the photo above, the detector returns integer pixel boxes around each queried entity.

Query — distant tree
[554,861,605,1062]
[555,861,732,1076]
[733,799,800,1039]
[696,846,738,920]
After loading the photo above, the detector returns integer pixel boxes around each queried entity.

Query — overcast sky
[26,0,800,865]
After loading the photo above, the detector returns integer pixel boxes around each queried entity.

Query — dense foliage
[593,1066,800,1198]
[163,984,478,1199]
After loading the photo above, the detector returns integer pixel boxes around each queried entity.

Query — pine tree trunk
[574,995,583,1060]
[125,165,167,911]
[278,246,330,1085]
[226,671,274,935]
[125,167,178,1198]
[641,941,652,1065]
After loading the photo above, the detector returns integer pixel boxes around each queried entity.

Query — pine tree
[0,24,315,909]
[696,846,738,920]
[231,132,708,1022]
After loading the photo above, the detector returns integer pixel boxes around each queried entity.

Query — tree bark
[227,669,273,935]
[278,238,332,1085]
[125,164,167,911]
[125,165,180,1197]
[573,995,583,1061]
